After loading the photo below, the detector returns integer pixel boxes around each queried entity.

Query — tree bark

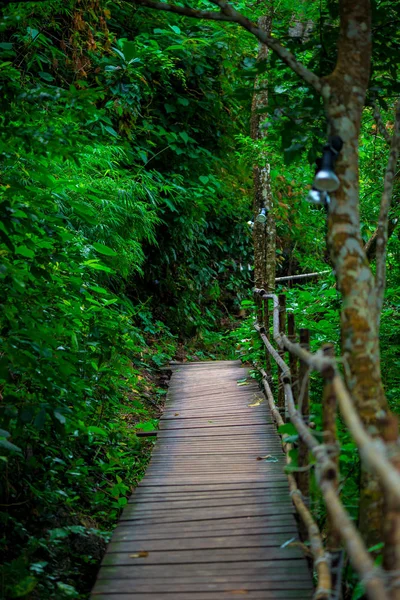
[251,15,275,302]
[323,0,388,545]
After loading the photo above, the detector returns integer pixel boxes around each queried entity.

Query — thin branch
[257,291,400,506]
[257,324,388,600]
[0,0,47,3]
[129,0,322,93]
[375,99,400,323]
[365,214,398,261]
[259,369,331,600]
[372,100,392,145]
[275,270,331,283]
[131,0,234,21]
[320,482,388,600]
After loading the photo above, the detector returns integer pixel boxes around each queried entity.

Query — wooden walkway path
[91,360,314,600]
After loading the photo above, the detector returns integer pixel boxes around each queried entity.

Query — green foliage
[0,1,253,597]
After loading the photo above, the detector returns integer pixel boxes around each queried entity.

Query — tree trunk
[252,15,276,297]
[324,0,388,546]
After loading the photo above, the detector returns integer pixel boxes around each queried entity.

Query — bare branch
[365,214,398,261]
[372,100,392,145]
[259,370,332,600]
[375,99,400,323]
[131,0,234,21]
[129,0,322,93]
[0,0,47,4]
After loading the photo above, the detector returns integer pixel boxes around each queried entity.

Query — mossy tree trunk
[251,15,275,329]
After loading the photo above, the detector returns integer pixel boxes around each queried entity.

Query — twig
[259,370,331,599]
[375,99,400,325]
[372,100,392,145]
[127,0,322,93]
[275,270,331,283]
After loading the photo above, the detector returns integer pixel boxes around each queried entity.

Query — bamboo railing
[253,289,400,600]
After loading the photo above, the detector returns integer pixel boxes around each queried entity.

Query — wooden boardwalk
[91,360,314,600]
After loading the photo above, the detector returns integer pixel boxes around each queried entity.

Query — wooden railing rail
[252,289,397,600]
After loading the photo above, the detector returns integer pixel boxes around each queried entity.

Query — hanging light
[313,136,343,193]
[306,188,330,206]
[255,207,268,224]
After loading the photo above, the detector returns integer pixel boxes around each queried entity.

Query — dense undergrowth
[0,1,252,597]
[0,0,399,598]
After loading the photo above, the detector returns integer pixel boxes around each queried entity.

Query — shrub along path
[90,360,313,599]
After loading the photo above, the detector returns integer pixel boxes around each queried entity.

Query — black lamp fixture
[255,207,268,224]
[313,135,343,193]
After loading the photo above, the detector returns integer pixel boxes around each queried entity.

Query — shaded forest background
[0,0,399,598]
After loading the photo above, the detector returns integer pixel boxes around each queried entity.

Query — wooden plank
[107,533,297,553]
[96,561,309,579]
[101,547,305,566]
[93,580,313,593]
[90,361,313,599]
[112,526,298,542]
[97,566,310,580]
[92,594,312,600]
[115,516,297,533]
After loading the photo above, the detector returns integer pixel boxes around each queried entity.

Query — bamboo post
[262,300,272,378]
[287,313,298,403]
[322,342,340,550]
[277,294,286,410]
[382,412,400,600]
[297,328,310,500]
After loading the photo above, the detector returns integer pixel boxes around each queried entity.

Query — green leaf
[56,582,79,597]
[89,285,110,294]
[278,423,297,436]
[38,71,54,82]
[15,246,35,258]
[0,438,22,454]
[54,410,66,425]
[10,576,37,597]
[179,131,190,144]
[199,176,209,185]
[122,41,137,62]
[87,426,108,437]
[92,242,118,257]
[104,125,118,138]
[83,260,114,273]
[0,43,13,50]
[34,408,46,430]
[170,25,181,34]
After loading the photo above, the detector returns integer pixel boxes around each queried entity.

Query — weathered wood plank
[101,546,305,566]
[91,361,313,599]
[93,580,313,593]
[92,591,312,600]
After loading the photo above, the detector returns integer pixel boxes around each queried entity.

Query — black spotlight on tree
[313,135,343,193]
[255,207,268,224]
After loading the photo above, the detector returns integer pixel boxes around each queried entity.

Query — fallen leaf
[174,413,179,416]
[248,396,263,407]
[129,551,149,558]
[264,455,279,463]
